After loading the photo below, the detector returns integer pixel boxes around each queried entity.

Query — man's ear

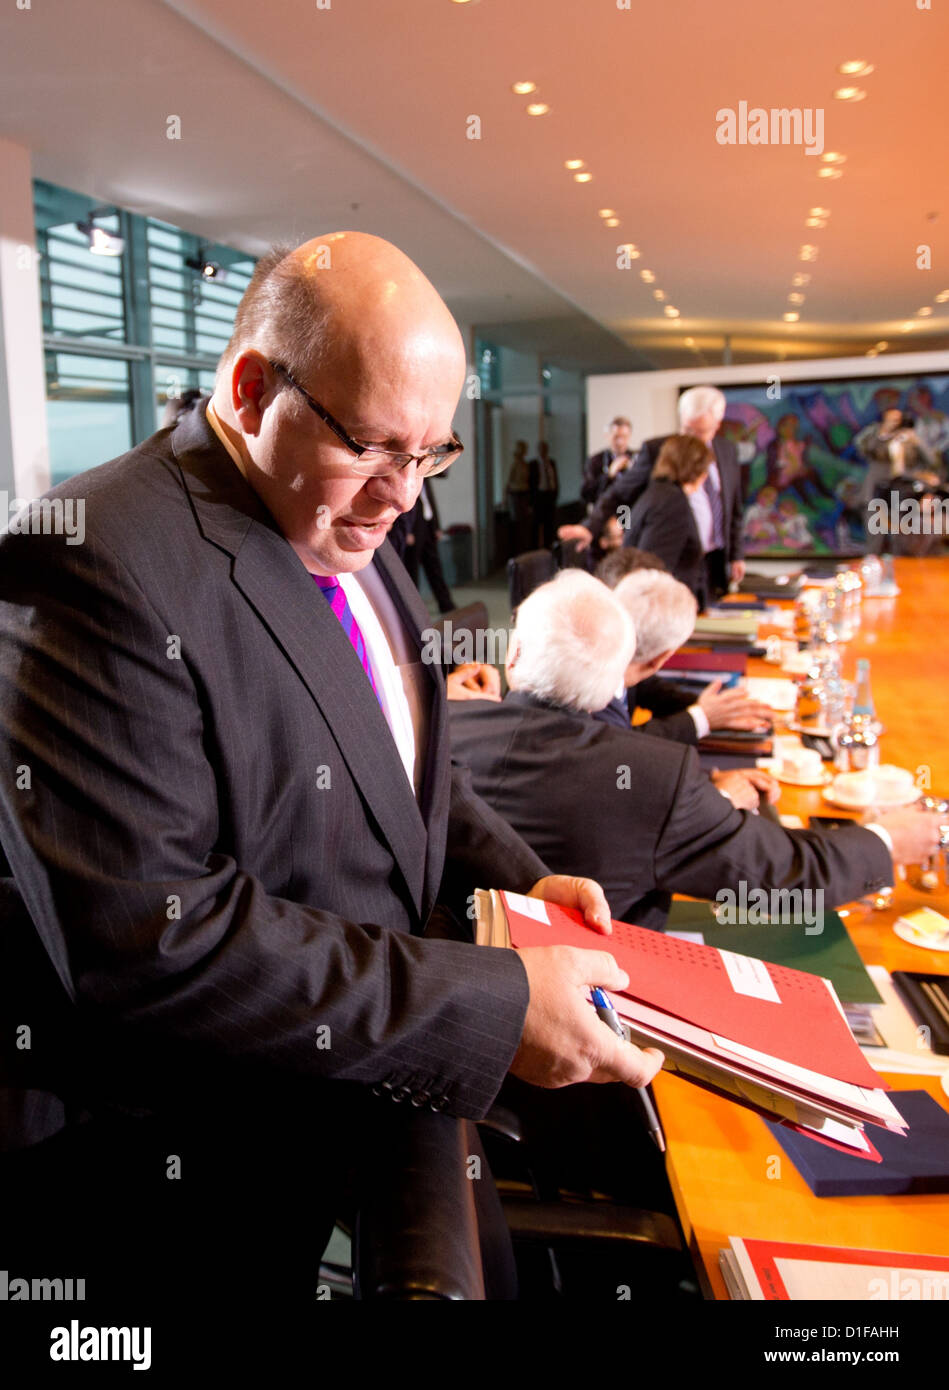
[231,352,274,437]
[505,634,521,686]
[641,648,676,678]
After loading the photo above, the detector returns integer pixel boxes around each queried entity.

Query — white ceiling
[1,0,947,371]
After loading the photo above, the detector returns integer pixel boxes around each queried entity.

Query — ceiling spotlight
[917,306,934,316]
[526,102,550,116]
[597,208,615,218]
[809,207,831,218]
[684,337,695,347]
[838,60,874,76]
[799,245,818,261]
[818,168,843,180]
[834,87,866,102]
[821,152,847,164]
[619,243,640,258]
[791,272,811,287]
[604,217,620,227]
[653,289,666,301]
[640,269,655,283]
[512,81,537,95]
[805,217,827,228]
[788,292,805,304]
[866,349,879,358]
[935,290,949,303]
[77,220,125,257]
[875,341,888,350]
[573,171,592,182]
[564,159,585,170]
[900,322,915,332]
[664,306,680,318]
[784,312,800,322]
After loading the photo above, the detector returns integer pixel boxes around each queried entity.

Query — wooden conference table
[649,556,949,1299]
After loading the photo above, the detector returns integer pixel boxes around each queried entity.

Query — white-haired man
[561,385,746,599]
[448,571,941,931]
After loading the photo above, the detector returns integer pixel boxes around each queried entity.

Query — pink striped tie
[312,574,383,706]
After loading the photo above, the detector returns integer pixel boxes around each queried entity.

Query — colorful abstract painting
[717,373,949,556]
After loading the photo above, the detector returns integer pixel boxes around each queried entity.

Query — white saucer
[893,919,949,952]
[822,777,921,810]
[758,757,831,788]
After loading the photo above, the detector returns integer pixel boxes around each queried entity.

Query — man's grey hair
[512,570,636,714]
[678,385,726,425]
[612,570,698,663]
[215,243,330,389]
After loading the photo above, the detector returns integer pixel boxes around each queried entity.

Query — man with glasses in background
[0,233,659,1307]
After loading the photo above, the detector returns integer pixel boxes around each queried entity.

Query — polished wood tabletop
[651,556,949,1299]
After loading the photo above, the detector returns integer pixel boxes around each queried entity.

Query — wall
[587,349,949,454]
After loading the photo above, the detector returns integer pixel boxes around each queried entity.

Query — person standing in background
[581,416,633,510]
[505,439,534,555]
[530,441,559,548]
[389,478,456,612]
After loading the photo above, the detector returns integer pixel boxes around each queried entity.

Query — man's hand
[510,945,664,1089]
[607,454,631,479]
[730,559,746,585]
[557,523,593,553]
[529,874,611,933]
[445,661,502,703]
[711,767,780,811]
[872,808,944,865]
[698,679,772,731]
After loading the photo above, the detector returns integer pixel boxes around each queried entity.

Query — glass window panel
[45,352,132,484]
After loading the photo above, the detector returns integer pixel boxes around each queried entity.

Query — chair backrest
[552,537,592,572]
[435,602,491,669]
[507,550,557,611]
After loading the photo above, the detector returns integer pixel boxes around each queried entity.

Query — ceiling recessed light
[512,81,537,95]
[597,208,615,218]
[526,102,550,116]
[653,289,666,301]
[917,306,934,316]
[821,152,847,164]
[809,207,831,218]
[784,312,800,322]
[791,273,811,287]
[664,306,680,318]
[818,168,843,180]
[684,337,695,347]
[935,290,949,303]
[604,217,620,227]
[875,341,888,350]
[788,292,805,304]
[805,217,827,228]
[619,243,640,258]
[866,349,878,357]
[838,60,874,76]
[900,322,915,332]
[834,86,866,102]
[799,245,818,261]
[573,171,592,182]
[564,158,585,170]
[640,269,655,283]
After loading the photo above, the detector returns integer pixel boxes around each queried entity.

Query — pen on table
[590,986,666,1154]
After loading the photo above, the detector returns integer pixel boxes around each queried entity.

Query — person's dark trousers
[414,515,456,613]
[704,547,729,603]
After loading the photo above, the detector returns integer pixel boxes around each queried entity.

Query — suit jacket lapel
[172,409,429,920]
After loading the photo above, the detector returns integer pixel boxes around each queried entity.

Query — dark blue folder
[764,1091,949,1197]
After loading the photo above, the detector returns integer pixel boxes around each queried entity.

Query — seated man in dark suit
[0,234,661,1307]
[594,548,771,746]
[448,570,941,931]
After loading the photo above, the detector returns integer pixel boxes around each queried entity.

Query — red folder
[500,893,882,1090]
[663,650,748,675]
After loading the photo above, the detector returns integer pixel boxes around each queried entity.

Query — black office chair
[507,549,557,611]
[435,600,491,672]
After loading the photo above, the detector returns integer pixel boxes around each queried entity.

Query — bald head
[218,232,465,401]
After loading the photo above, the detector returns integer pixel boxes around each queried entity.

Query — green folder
[662,901,883,1005]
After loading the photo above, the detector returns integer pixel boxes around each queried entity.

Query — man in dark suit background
[388,476,456,612]
[561,386,746,600]
[448,570,940,931]
[0,234,661,1306]
[581,415,634,510]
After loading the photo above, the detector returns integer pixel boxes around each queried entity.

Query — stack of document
[475,890,907,1159]
[721,1236,949,1300]
[690,613,759,646]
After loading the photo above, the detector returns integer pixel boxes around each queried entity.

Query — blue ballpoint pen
[590,986,666,1153]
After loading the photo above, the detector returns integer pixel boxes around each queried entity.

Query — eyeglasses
[270,362,463,477]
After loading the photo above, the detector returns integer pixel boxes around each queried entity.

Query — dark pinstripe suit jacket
[0,406,546,1146]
